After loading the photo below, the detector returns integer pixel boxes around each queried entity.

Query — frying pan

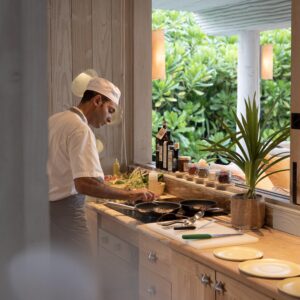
[105,201,181,217]
[180,199,217,216]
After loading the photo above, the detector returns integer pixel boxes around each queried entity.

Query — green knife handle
[182,234,212,240]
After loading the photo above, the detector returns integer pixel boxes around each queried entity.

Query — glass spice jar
[217,170,231,184]
[178,156,191,172]
[187,163,198,176]
[198,166,209,178]
[208,169,220,181]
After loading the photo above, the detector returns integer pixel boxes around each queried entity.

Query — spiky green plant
[203,94,290,199]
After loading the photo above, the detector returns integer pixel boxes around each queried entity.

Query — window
[152,9,291,199]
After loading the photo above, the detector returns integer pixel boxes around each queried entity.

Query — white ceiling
[152,0,291,35]
[152,0,246,12]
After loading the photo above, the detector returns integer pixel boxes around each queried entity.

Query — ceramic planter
[230,194,265,230]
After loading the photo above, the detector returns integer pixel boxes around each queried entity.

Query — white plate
[213,246,263,262]
[278,277,300,298]
[239,259,300,278]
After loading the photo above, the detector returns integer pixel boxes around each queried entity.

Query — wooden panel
[85,206,98,255]
[124,0,134,166]
[111,0,123,162]
[139,267,172,300]
[71,0,92,106]
[139,234,171,281]
[92,0,112,79]
[48,0,52,116]
[133,0,152,165]
[291,0,300,205]
[50,0,72,114]
[98,240,138,300]
[216,272,272,300]
[100,214,138,246]
[98,228,138,264]
[171,251,215,300]
[92,0,114,173]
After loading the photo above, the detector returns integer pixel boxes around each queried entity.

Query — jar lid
[179,156,191,160]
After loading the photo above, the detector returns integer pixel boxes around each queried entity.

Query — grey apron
[49,194,91,253]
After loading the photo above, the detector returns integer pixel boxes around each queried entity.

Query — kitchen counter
[87,201,300,300]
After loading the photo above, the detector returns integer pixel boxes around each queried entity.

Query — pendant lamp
[152,29,166,80]
[261,44,273,80]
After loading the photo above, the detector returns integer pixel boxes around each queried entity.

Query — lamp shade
[152,29,166,80]
[261,44,273,80]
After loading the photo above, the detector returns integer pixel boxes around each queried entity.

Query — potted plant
[203,94,290,229]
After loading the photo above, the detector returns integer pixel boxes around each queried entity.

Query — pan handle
[104,201,136,211]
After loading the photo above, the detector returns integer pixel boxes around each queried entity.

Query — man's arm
[74,177,155,203]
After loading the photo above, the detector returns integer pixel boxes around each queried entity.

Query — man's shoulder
[49,110,81,125]
[49,110,88,133]
[49,110,69,122]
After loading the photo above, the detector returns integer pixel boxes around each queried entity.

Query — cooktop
[104,201,227,224]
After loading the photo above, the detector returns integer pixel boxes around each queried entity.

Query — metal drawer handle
[214,281,225,294]
[200,274,211,286]
[148,251,157,263]
[147,286,156,296]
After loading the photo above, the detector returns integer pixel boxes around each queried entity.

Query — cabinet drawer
[139,267,171,300]
[172,251,215,300]
[139,234,171,280]
[98,228,137,264]
[215,272,272,300]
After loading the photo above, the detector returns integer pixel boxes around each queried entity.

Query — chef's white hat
[86,77,121,106]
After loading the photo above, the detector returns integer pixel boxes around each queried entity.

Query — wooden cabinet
[139,267,172,300]
[139,235,172,300]
[215,272,271,300]
[86,207,276,300]
[171,250,215,300]
[98,228,138,300]
[171,251,272,300]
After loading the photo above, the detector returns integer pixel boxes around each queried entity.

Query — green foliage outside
[152,10,291,163]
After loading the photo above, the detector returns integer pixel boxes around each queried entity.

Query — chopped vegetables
[105,167,164,190]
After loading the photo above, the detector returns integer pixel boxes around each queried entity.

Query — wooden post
[291,0,300,205]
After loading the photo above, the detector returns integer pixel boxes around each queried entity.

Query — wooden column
[291,0,300,204]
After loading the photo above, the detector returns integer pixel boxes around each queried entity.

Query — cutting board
[145,220,258,250]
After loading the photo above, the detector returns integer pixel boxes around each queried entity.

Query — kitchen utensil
[213,246,263,261]
[105,200,180,217]
[182,233,243,240]
[197,219,215,229]
[159,211,204,227]
[239,259,300,278]
[180,199,217,216]
[173,225,196,230]
[278,277,300,297]
[146,221,258,250]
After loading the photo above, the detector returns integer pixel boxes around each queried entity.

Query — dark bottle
[155,121,167,169]
[162,131,172,171]
[172,142,180,172]
[167,144,174,172]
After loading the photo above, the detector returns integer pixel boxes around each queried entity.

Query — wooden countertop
[87,201,300,300]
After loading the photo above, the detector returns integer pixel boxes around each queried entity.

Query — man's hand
[129,188,157,202]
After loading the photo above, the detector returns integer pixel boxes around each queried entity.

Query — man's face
[92,96,116,128]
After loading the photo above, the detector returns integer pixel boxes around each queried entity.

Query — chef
[47,77,155,251]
